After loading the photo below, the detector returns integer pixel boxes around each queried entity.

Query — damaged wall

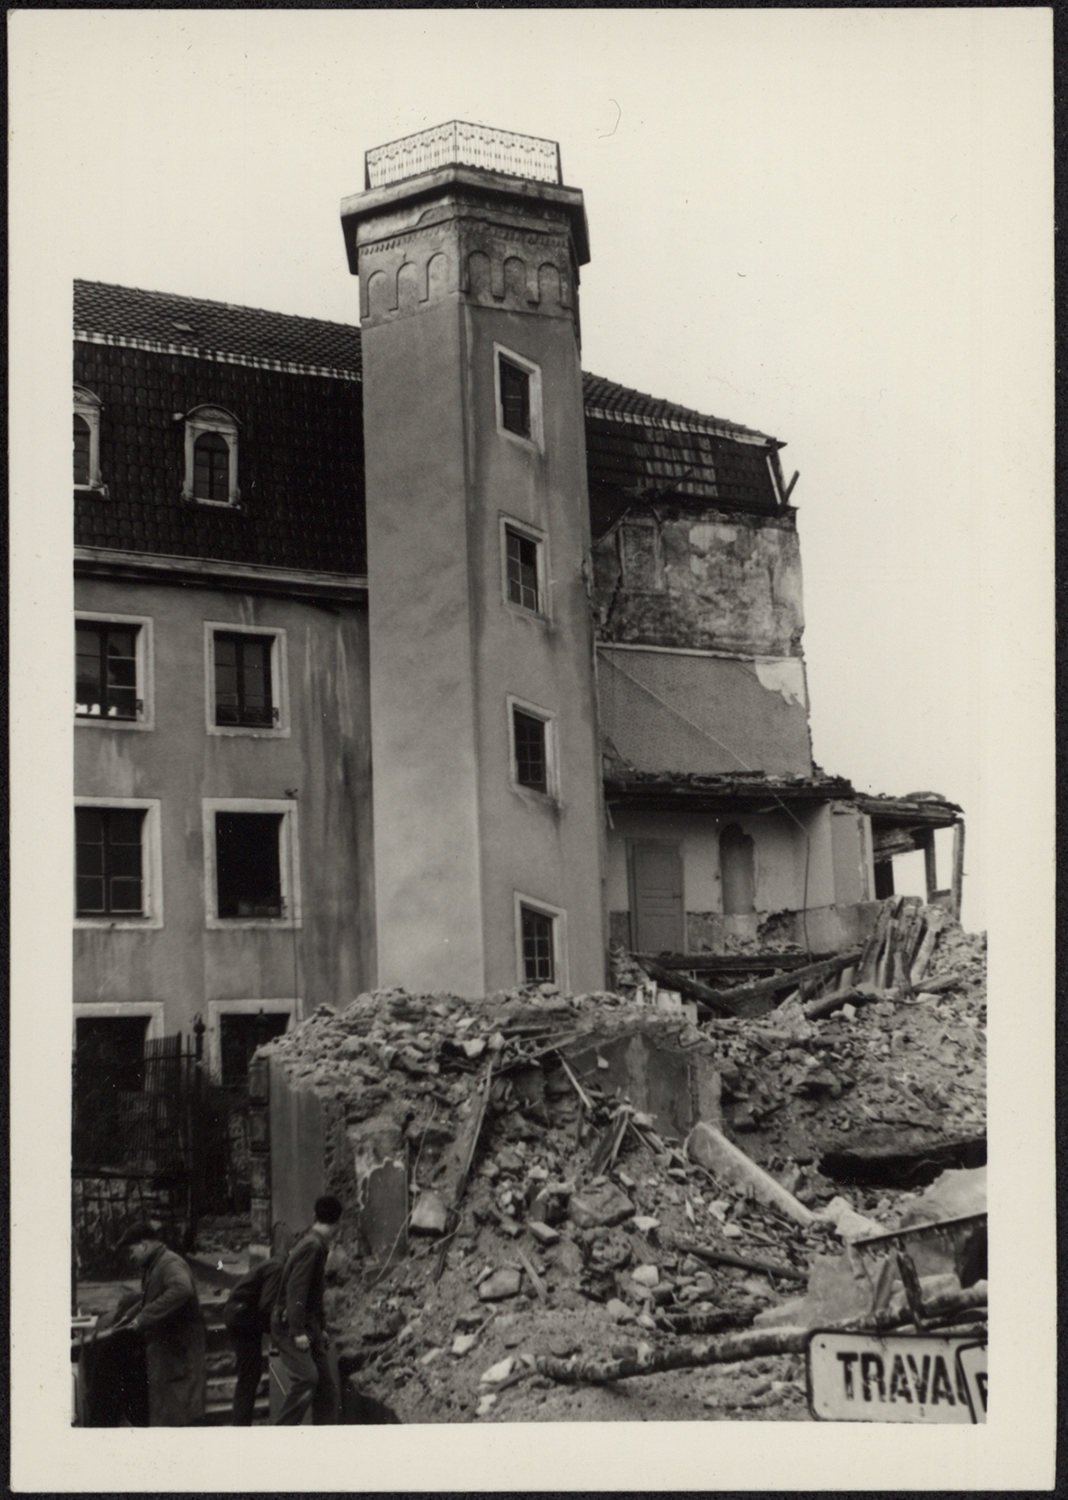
[605,804,877,954]
[592,508,804,657]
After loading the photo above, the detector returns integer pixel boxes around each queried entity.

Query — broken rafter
[699,949,863,1013]
[670,1236,807,1284]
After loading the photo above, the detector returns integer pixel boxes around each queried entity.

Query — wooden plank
[642,952,818,975]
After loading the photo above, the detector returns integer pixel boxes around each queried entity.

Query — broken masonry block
[477,1267,524,1301]
[567,1182,635,1230]
[409,1190,449,1236]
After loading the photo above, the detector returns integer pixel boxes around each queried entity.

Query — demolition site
[71,121,987,1426]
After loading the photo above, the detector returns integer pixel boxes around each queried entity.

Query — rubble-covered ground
[259,915,986,1423]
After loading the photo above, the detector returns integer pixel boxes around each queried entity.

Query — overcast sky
[14,8,1053,929]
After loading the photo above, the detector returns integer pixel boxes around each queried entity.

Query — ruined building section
[585,381,886,955]
[340,125,605,997]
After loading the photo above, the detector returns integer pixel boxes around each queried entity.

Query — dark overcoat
[136,1245,206,1425]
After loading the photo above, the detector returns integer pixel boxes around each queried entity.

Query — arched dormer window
[73,386,104,491]
[180,406,240,506]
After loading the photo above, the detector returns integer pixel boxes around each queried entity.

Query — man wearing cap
[270,1195,343,1424]
[116,1221,206,1426]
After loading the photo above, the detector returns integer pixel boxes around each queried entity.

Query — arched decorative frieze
[504,255,530,305]
[366,268,395,321]
[397,260,422,311]
[537,262,563,310]
[426,251,452,302]
[468,251,493,301]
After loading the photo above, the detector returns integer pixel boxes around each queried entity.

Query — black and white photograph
[9,7,1053,1491]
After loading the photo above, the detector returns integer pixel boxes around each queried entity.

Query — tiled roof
[581,373,773,445]
[72,282,787,573]
[73,336,365,573]
[74,281,362,379]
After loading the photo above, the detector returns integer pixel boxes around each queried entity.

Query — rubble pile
[708,973,986,1168]
[255,907,985,1423]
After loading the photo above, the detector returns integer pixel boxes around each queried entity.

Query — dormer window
[181,406,240,506]
[73,386,103,490]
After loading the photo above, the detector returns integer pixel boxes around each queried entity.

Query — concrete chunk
[568,1182,635,1229]
[478,1267,523,1301]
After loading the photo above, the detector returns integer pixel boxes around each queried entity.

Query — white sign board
[808,1330,986,1423]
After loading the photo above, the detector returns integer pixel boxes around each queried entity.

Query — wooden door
[629,841,684,954]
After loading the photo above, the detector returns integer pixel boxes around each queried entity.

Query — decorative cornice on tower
[365,121,562,190]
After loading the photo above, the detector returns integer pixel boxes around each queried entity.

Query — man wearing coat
[116,1221,207,1426]
[270,1195,343,1424]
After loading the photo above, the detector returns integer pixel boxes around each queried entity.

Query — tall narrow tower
[341,123,605,997]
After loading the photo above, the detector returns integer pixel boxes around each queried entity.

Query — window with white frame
[508,696,556,798]
[514,893,567,988]
[73,386,104,490]
[203,798,300,928]
[205,623,288,736]
[501,518,547,616]
[206,1000,293,1086]
[74,799,163,928]
[181,406,240,506]
[494,345,543,450]
[75,612,153,728]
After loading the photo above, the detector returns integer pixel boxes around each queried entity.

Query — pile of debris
[256,903,985,1423]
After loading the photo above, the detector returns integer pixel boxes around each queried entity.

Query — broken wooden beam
[634,957,740,1013]
[702,949,863,1014]
[671,1237,807,1284]
[639,952,819,975]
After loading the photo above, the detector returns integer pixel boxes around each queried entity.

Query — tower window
[75,807,146,916]
[213,632,275,727]
[494,346,543,449]
[505,526,540,612]
[498,357,531,437]
[520,905,555,984]
[513,709,548,792]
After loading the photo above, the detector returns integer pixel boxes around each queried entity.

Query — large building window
[213,633,274,727]
[215,813,283,918]
[76,613,153,730]
[75,807,145,916]
[204,799,300,928]
[209,1003,293,1087]
[76,622,138,720]
[205,624,287,737]
[181,406,240,506]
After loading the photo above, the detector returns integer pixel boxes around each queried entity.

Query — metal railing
[366,121,561,189]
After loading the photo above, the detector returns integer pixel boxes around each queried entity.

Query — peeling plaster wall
[593,507,804,656]
[598,646,812,777]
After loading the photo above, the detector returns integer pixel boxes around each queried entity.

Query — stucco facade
[74,570,374,1058]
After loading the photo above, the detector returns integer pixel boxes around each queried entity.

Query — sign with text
[807,1330,986,1423]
